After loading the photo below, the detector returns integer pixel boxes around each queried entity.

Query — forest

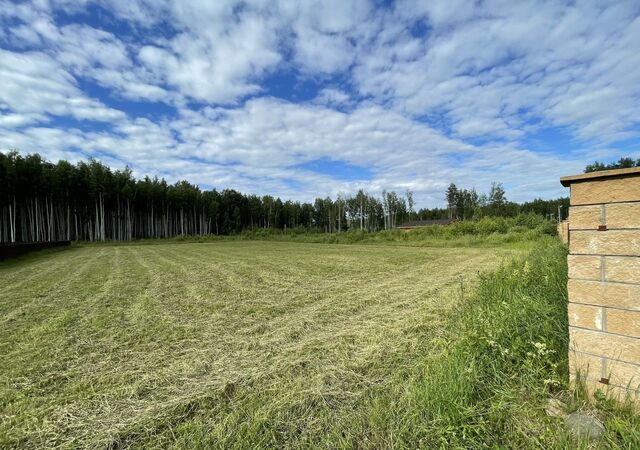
[0,151,568,243]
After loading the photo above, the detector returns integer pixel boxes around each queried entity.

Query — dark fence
[0,241,71,261]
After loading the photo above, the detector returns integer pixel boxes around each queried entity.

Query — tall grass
[349,237,638,449]
[238,214,557,243]
[78,214,556,248]
[122,237,638,449]
[168,236,629,448]
[130,236,588,448]
[374,236,571,447]
[165,214,556,248]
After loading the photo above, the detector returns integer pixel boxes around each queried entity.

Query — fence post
[560,167,640,401]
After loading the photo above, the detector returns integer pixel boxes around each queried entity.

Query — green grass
[0,240,518,448]
[1,237,637,448]
[182,214,558,248]
[80,214,555,249]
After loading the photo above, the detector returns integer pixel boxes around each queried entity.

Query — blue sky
[1,0,639,207]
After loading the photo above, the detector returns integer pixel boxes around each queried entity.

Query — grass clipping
[0,241,513,448]
[2,238,638,448]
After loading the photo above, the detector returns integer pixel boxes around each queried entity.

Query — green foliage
[231,214,557,246]
[444,183,481,220]
[0,151,412,240]
[585,157,640,173]
[345,238,637,448]
[2,151,571,244]
[432,181,567,221]
[370,238,571,447]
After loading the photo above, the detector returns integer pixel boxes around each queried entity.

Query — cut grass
[2,238,637,448]
[0,241,517,448]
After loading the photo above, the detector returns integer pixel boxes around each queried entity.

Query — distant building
[397,219,457,230]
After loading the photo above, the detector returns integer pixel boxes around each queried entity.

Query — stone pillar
[557,220,569,245]
[561,167,640,400]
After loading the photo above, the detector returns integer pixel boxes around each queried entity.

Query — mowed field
[0,241,517,448]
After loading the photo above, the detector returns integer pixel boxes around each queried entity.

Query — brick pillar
[557,220,569,245]
[561,167,640,400]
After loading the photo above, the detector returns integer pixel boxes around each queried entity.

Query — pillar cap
[561,167,640,187]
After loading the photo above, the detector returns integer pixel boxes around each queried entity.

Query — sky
[1,0,639,207]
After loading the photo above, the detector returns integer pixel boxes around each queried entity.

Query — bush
[101,214,556,247]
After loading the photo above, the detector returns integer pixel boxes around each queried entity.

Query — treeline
[1,151,566,243]
[444,183,568,221]
[0,152,411,242]
[585,157,640,173]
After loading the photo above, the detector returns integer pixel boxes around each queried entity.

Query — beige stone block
[607,203,640,229]
[607,309,640,338]
[605,358,640,390]
[568,303,603,330]
[571,354,640,398]
[568,255,601,280]
[568,280,640,310]
[557,221,569,245]
[605,256,640,284]
[570,230,640,256]
[578,377,640,402]
[569,205,602,230]
[570,176,640,205]
[570,351,605,379]
[570,327,640,365]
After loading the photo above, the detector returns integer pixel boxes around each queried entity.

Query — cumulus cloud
[0,96,584,205]
[0,0,639,207]
[0,49,125,124]
[355,0,640,143]
[313,88,352,107]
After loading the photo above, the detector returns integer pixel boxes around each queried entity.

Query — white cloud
[141,13,281,103]
[0,96,588,205]
[0,49,125,123]
[0,1,171,104]
[1,0,639,207]
[313,88,352,107]
[292,28,354,74]
[353,0,640,143]
[0,113,49,128]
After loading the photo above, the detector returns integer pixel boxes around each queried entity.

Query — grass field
[0,241,518,449]
[3,238,638,449]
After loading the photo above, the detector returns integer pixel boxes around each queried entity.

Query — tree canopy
[585,157,640,173]
[0,151,567,243]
